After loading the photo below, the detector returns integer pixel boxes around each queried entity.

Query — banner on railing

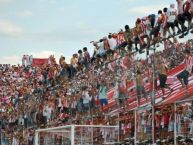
[32,58,48,67]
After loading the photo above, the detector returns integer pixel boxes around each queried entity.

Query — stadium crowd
[1,0,193,144]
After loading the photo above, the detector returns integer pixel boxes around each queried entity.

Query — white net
[35,125,119,145]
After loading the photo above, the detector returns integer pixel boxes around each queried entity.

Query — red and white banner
[103,58,193,111]
[32,58,48,67]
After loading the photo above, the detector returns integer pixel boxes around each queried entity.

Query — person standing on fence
[98,81,108,108]
[183,0,193,35]
[135,70,147,106]
[177,49,192,89]
[157,58,173,98]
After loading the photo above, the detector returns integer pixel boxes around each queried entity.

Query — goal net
[35,125,119,145]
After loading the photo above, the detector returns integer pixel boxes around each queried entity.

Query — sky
[0,0,192,64]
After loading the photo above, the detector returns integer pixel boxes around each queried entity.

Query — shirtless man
[157,59,173,98]
[177,49,192,89]
[136,70,148,106]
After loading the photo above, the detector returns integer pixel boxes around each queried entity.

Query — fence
[35,125,119,145]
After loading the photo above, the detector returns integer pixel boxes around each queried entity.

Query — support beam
[35,131,39,145]
[71,125,75,145]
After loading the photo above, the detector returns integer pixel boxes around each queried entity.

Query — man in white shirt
[46,105,52,122]
[97,39,106,57]
[108,34,117,51]
[43,105,48,124]
[170,4,182,34]
[83,89,91,111]
[103,35,115,57]
[166,4,177,36]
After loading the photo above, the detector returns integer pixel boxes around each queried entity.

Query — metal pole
[152,106,155,144]
[89,104,94,145]
[91,126,93,145]
[81,125,83,145]
[174,103,177,145]
[118,111,120,144]
[35,131,38,145]
[0,130,2,145]
[62,131,64,145]
[152,48,156,144]
[70,101,72,125]
[175,98,193,104]
[71,125,75,145]
[134,109,137,145]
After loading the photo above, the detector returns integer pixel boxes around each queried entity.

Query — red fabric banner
[32,58,48,67]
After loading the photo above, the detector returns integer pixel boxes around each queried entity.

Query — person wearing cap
[177,49,192,88]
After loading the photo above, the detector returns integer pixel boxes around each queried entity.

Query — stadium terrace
[1,0,193,144]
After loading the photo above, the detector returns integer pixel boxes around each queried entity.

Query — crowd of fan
[0,0,193,144]
[1,39,193,144]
